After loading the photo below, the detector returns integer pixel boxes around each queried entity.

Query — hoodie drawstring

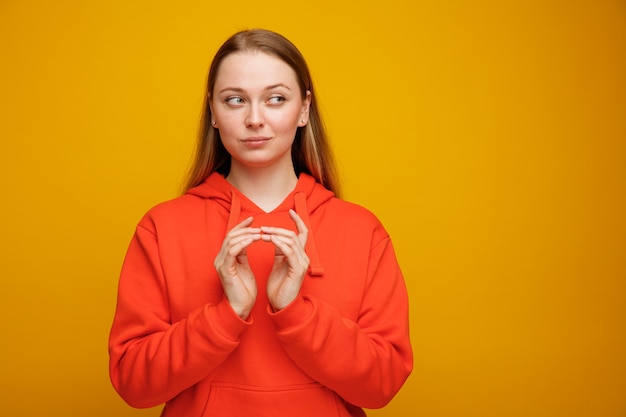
[295,191,324,277]
[226,190,241,232]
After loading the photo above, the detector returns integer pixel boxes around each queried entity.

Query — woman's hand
[262,209,310,311]
[214,217,261,320]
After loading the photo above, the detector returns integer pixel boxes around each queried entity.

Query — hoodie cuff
[205,297,253,342]
[268,295,314,332]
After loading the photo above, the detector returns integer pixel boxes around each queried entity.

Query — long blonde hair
[183,29,340,196]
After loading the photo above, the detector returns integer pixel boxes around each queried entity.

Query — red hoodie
[109,172,412,417]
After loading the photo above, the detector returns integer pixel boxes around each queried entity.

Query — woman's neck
[226,162,298,213]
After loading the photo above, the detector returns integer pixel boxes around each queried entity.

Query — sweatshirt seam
[137,222,157,236]
[357,234,391,318]
[137,221,173,322]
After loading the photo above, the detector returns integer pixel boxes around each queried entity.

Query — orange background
[1,1,625,416]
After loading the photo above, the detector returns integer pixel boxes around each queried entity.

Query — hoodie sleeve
[269,230,413,409]
[108,220,251,408]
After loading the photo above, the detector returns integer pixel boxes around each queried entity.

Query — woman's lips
[242,136,271,147]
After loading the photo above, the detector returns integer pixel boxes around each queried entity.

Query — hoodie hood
[186,172,335,276]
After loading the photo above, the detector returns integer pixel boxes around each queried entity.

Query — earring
[212,121,217,126]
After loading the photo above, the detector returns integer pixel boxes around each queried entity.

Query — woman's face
[210,51,310,172]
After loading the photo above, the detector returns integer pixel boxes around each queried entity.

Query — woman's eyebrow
[218,86,244,94]
[218,83,291,94]
[265,83,291,91]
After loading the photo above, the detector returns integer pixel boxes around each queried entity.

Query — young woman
[109,29,412,417]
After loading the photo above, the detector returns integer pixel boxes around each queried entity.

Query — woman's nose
[245,103,265,128]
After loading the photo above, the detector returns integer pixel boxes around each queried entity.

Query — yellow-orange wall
[1,1,625,416]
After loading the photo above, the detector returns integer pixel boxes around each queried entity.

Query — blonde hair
[183,29,340,196]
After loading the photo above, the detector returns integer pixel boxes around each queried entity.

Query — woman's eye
[268,96,285,105]
[225,97,244,105]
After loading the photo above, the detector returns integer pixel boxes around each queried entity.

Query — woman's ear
[298,90,312,127]
[208,93,217,127]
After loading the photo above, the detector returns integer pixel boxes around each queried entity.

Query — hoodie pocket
[201,381,343,417]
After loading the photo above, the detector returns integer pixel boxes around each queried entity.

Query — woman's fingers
[214,216,261,320]
[217,217,261,260]
[228,218,262,242]
[260,211,309,264]
[227,233,261,257]
[268,235,309,266]
[289,209,308,247]
[259,212,311,311]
